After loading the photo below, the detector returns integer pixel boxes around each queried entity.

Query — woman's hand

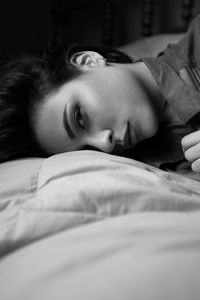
[181,130,200,172]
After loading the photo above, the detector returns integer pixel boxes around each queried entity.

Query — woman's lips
[113,122,135,154]
[128,122,140,148]
[122,122,130,147]
[127,121,132,146]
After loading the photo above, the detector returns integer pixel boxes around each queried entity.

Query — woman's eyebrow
[63,105,76,140]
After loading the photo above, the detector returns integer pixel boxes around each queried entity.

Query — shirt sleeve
[144,15,200,126]
[163,14,200,67]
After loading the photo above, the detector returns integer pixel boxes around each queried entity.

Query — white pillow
[37,150,200,215]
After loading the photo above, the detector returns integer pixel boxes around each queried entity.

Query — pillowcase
[37,150,200,215]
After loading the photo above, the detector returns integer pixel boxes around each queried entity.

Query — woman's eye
[74,105,85,130]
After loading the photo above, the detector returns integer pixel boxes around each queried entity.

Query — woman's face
[33,59,159,155]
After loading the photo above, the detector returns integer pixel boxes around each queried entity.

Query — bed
[1,149,200,300]
[1,2,200,300]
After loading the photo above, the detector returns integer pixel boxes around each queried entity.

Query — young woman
[1,15,200,174]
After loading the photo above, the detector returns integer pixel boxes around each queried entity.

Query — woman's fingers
[191,158,200,172]
[181,131,200,172]
[181,130,200,152]
[184,143,200,162]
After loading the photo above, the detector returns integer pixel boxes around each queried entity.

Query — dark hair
[0,35,133,163]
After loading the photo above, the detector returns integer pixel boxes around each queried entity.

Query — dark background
[0,0,200,60]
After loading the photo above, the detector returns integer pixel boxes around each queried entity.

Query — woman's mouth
[121,121,132,148]
[127,121,132,146]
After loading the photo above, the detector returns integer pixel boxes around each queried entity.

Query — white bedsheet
[1,151,200,300]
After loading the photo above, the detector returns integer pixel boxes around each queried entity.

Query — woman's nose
[88,129,115,153]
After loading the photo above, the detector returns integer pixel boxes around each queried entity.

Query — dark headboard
[0,0,198,60]
[50,0,198,47]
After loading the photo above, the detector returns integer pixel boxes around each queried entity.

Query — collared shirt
[125,15,200,180]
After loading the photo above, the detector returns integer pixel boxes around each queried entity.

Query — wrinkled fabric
[1,152,200,300]
[1,151,200,258]
[128,15,200,176]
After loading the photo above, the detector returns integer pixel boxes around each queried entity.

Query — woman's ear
[70,51,106,69]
